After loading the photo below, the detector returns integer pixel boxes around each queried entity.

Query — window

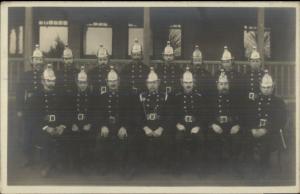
[169,24,182,57]
[9,26,23,55]
[39,20,68,57]
[84,22,112,56]
[243,25,271,58]
[128,24,144,55]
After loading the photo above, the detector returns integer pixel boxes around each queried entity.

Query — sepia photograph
[1,1,299,193]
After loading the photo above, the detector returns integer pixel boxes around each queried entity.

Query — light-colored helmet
[250,46,260,60]
[63,45,73,58]
[77,65,87,82]
[97,44,109,58]
[217,69,229,83]
[131,38,142,55]
[43,64,56,81]
[163,41,174,55]
[192,45,202,59]
[182,67,193,82]
[32,44,43,58]
[107,66,118,81]
[261,69,273,87]
[147,67,159,82]
[221,46,233,61]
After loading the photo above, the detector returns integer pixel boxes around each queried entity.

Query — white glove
[118,127,128,139]
[143,126,153,137]
[46,126,55,135]
[101,126,109,137]
[83,124,91,131]
[56,125,65,135]
[230,124,240,135]
[251,128,258,138]
[176,123,186,131]
[153,127,164,137]
[72,124,79,132]
[17,111,23,117]
[191,126,200,134]
[211,123,223,134]
[256,128,267,137]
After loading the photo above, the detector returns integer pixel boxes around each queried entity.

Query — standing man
[94,66,131,176]
[135,67,170,173]
[68,66,94,174]
[245,70,287,176]
[170,67,207,176]
[16,44,44,167]
[207,69,243,174]
[186,45,214,98]
[121,39,149,95]
[157,41,182,96]
[89,45,111,96]
[31,64,66,177]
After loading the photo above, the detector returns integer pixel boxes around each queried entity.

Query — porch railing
[7,58,295,102]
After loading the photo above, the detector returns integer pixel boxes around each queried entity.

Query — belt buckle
[49,114,56,122]
[219,116,228,124]
[184,115,193,123]
[78,113,84,121]
[259,118,267,127]
[147,113,157,121]
[166,86,172,94]
[101,86,107,94]
[249,92,255,100]
[109,116,116,124]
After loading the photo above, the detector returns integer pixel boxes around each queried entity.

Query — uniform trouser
[23,116,35,161]
[206,125,243,172]
[95,132,130,172]
[174,127,206,172]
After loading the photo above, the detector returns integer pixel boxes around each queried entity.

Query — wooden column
[257,8,265,63]
[143,7,151,65]
[68,20,81,58]
[24,7,33,71]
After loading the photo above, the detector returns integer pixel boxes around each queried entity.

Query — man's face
[32,57,43,66]
[192,57,203,67]
[77,81,88,91]
[107,79,119,91]
[42,78,56,90]
[260,85,274,96]
[131,52,142,60]
[217,81,229,94]
[163,54,174,62]
[146,80,159,93]
[182,80,194,93]
[63,57,73,65]
[249,59,261,71]
[221,59,233,72]
[98,57,109,66]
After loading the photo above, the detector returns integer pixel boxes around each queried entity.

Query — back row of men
[17,39,287,178]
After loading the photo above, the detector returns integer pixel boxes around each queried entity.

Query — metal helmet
[250,46,260,60]
[261,69,273,87]
[63,45,73,58]
[97,44,109,58]
[77,65,87,82]
[221,46,233,61]
[217,69,229,83]
[131,38,143,55]
[43,64,56,81]
[192,45,202,59]
[107,66,118,81]
[32,44,43,58]
[182,66,193,82]
[163,41,174,55]
[147,67,159,82]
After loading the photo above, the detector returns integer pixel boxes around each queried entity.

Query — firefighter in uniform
[16,44,44,166]
[245,70,287,176]
[215,46,243,97]
[156,41,182,96]
[244,46,265,102]
[170,67,208,175]
[31,64,66,177]
[88,45,111,96]
[207,69,243,174]
[68,66,94,174]
[185,45,214,98]
[121,39,149,95]
[94,66,131,175]
[135,67,171,173]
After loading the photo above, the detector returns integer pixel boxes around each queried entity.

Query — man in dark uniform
[120,38,149,95]
[94,66,131,175]
[207,69,243,174]
[156,41,182,96]
[185,45,214,99]
[31,64,66,177]
[135,67,170,173]
[16,44,44,167]
[170,67,208,176]
[243,46,265,102]
[215,46,243,97]
[88,45,111,96]
[245,70,287,177]
[68,65,94,174]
